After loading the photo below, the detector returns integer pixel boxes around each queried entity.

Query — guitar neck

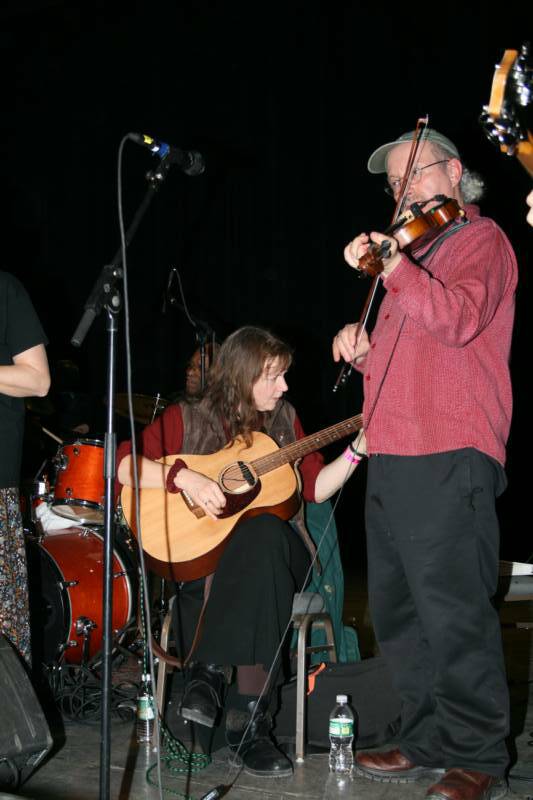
[516,135,533,178]
[482,45,533,179]
[252,413,363,476]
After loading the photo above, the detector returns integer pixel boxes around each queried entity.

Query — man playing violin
[333,128,517,800]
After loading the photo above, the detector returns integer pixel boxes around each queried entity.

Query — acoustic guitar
[120,412,362,581]
[480,44,533,177]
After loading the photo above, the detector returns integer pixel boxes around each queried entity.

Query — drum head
[51,501,104,526]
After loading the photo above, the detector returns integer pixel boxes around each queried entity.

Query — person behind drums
[116,325,366,778]
[167,339,220,403]
[0,270,50,666]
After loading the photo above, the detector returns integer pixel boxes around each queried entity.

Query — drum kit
[25,392,168,670]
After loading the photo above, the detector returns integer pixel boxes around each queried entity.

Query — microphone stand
[71,153,172,800]
[196,324,213,392]
[166,289,215,392]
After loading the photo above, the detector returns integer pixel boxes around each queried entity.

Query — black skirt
[173,513,310,668]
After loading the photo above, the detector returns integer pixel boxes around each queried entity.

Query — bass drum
[27,526,138,666]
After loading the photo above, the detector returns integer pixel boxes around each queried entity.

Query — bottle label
[138,696,155,721]
[329,717,353,737]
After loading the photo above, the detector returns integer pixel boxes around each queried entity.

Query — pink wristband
[343,448,361,465]
[166,458,187,493]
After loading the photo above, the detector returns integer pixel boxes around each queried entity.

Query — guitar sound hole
[220,461,257,494]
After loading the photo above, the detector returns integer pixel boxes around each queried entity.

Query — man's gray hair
[431,143,485,203]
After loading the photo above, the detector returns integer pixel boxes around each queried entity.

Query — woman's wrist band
[348,440,366,458]
[343,448,362,465]
[166,458,187,493]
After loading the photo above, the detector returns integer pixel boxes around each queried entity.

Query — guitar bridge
[181,490,205,519]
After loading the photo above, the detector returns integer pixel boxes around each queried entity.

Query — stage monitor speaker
[0,635,53,790]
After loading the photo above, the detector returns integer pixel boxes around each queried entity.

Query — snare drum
[52,439,104,525]
[27,527,138,665]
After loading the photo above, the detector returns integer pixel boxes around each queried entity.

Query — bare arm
[0,344,50,398]
[314,431,367,503]
[117,453,226,520]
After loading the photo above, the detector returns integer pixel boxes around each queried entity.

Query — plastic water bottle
[136,677,155,744]
[328,694,354,774]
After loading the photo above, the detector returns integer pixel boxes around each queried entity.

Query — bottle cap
[336,694,348,703]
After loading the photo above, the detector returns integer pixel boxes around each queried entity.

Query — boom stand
[71,154,172,800]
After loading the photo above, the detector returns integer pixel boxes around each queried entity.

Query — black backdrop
[2,1,530,560]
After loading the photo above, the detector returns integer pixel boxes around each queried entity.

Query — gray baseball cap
[367,129,460,174]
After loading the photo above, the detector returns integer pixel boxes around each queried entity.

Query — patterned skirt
[0,487,31,664]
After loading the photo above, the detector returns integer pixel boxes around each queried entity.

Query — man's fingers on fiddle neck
[344,243,359,268]
[344,233,369,268]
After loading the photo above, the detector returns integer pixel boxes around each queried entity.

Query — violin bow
[333,116,429,392]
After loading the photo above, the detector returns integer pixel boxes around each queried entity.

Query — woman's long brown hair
[203,326,293,445]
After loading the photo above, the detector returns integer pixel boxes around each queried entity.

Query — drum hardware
[76,617,97,636]
[76,616,98,664]
[53,453,68,471]
[30,477,52,524]
[59,579,79,589]
[112,392,169,426]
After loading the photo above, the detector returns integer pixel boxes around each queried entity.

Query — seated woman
[116,325,365,777]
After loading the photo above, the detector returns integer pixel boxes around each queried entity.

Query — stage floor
[13,571,533,800]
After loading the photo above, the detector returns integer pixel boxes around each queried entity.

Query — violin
[355,196,465,278]
[333,118,462,393]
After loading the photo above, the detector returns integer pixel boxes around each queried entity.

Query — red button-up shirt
[360,206,517,466]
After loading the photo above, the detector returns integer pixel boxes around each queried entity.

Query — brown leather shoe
[426,768,507,800]
[356,747,445,783]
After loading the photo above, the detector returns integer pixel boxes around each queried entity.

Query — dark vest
[179,398,316,560]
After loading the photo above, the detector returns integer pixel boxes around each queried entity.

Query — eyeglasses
[385,159,450,196]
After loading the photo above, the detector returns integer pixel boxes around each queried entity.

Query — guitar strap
[183,573,214,667]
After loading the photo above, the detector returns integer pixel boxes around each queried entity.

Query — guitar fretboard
[252,413,363,476]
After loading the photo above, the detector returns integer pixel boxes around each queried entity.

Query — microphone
[129,132,205,176]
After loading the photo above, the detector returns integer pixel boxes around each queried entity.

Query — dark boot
[180,662,229,728]
[226,699,292,778]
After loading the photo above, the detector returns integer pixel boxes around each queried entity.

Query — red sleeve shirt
[293,412,325,503]
[116,403,325,500]
[115,404,184,499]
[361,206,517,465]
